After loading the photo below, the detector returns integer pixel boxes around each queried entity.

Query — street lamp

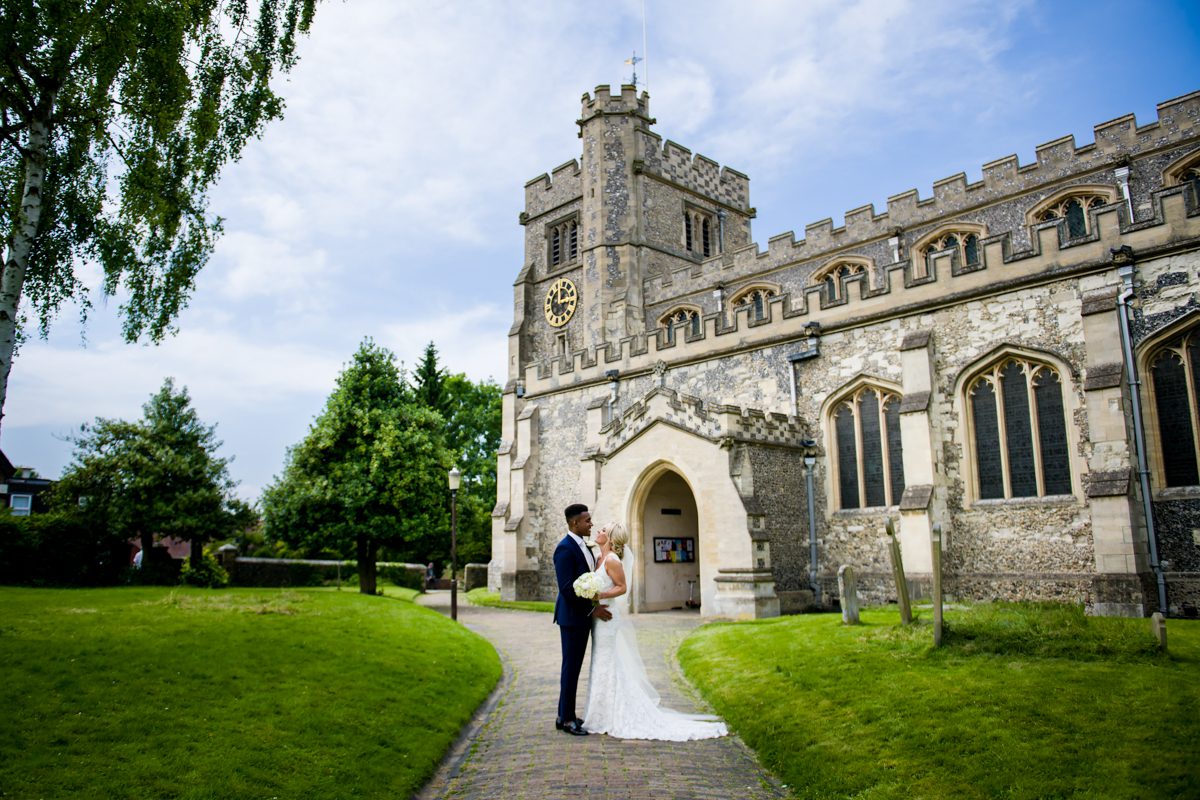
[448,466,461,621]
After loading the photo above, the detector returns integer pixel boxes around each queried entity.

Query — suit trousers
[557,622,590,722]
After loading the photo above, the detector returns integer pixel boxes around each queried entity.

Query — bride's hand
[593,603,612,621]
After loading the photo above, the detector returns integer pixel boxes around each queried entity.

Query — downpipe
[1114,249,1168,615]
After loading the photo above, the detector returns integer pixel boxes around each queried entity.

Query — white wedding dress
[582,551,728,740]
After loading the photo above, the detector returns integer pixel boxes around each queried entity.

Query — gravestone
[1151,612,1167,652]
[884,519,912,625]
[838,565,860,625]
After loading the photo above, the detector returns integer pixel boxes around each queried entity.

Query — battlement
[522,159,582,222]
[521,185,1200,395]
[580,84,652,126]
[635,91,1200,301]
[637,130,752,210]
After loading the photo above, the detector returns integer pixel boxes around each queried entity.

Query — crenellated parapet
[521,159,582,224]
[637,91,1200,302]
[523,183,1200,396]
[637,133,752,211]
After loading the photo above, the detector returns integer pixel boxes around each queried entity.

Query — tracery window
[730,285,777,321]
[965,356,1072,500]
[684,207,717,258]
[1165,150,1200,206]
[1028,186,1117,239]
[659,307,701,343]
[812,260,869,301]
[548,217,579,267]
[1146,325,1200,488]
[830,385,905,510]
[916,230,982,278]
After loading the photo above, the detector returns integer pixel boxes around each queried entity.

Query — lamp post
[448,466,461,621]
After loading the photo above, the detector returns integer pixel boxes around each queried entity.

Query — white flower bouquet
[572,570,603,601]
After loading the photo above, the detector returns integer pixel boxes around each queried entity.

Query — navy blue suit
[553,534,594,723]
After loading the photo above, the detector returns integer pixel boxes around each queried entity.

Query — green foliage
[262,340,451,592]
[54,378,248,582]
[0,586,501,799]
[0,0,321,431]
[226,559,333,588]
[681,604,1200,799]
[407,342,501,565]
[179,551,229,588]
[379,563,425,592]
[0,510,128,585]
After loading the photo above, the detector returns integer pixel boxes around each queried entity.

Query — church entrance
[636,470,701,612]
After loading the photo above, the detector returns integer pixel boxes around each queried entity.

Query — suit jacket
[553,534,594,627]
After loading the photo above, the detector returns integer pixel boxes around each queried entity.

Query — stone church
[489,85,1200,619]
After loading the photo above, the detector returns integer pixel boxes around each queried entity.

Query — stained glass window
[964,234,980,266]
[968,356,1071,499]
[1150,332,1200,488]
[684,212,693,251]
[832,386,905,509]
[702,218,712,257]
[1065,199,1086,238]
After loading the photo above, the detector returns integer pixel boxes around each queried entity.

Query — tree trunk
[140,529,153,560]
[190,537,202,569]
[0,102,53,440]
[357,534,377,595]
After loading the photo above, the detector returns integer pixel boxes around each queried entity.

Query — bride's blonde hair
[606,523,629,559]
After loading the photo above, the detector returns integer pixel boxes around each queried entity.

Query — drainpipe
[1113,246,1168,615]
[1114,165,1134,223]
[803,452,819,607]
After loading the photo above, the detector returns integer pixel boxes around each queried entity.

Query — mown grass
[0,586,500,800]
[465,587,554,613]
[680,603,1199,800]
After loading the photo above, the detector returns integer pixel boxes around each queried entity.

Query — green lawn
[0,586,501,800]
[465,587,554,613]
[679,603,1199,800]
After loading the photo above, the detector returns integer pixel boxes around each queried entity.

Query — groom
[553,503,610,735]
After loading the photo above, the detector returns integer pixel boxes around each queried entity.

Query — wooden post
[931,523,943,647]
[885,518,912,625]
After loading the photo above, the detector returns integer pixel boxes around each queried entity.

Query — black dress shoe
[555,717,584,731]
[562,720,589,736]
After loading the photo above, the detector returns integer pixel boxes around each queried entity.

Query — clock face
[543,277,578,327]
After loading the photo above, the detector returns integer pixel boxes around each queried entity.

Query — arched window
[683,206,717,258]
[812,259,869,301]
[830,384,905,510]
[1027,186,1118,239]
[965,356,1072,500]
[1146,325,1200,488]
[731,285,778,322]
[913,225,986,279]
[548,216,579,267]
[1164,149,1200,207]
[658,306,702,343]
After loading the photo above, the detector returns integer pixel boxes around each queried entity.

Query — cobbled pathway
[414,591,788,800]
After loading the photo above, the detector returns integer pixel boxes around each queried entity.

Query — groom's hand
[593,604,612,621]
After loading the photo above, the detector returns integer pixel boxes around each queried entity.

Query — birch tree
[0,0,319,435]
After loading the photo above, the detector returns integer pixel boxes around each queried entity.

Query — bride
[582,523,727,740]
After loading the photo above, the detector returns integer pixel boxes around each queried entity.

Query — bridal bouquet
[573,570,603,601]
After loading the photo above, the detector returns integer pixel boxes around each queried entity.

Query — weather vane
[625,51,643,88]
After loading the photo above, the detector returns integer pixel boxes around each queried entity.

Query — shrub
[180,553,230,588]
[380,563,425,592]
[0,512,128,586]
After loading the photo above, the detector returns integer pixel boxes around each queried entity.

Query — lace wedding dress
[582,551,728,740]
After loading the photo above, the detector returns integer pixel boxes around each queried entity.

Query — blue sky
[4,0,1198,501]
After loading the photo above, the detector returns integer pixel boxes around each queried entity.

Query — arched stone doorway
[635,470,700,612]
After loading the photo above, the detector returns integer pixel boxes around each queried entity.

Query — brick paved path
[414,592,788,800]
